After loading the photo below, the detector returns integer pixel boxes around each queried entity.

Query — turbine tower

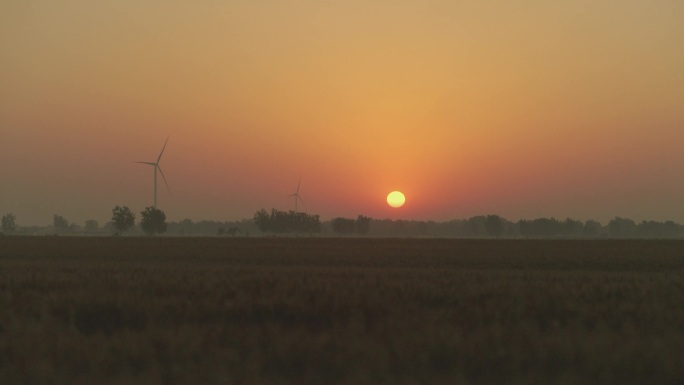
[288,178,304,212]
[135,136,170,208]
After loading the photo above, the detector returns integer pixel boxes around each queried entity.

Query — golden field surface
[1,237,683,384]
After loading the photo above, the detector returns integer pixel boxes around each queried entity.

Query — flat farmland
[1,237,684,384]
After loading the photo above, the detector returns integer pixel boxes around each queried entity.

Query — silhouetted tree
[636,220,681,238]
[102,221,117,234]
[253,208,321,235]
[53,215,69,233]
[84,219,99,234]
[178,218,193,235]
[485,215,505,238]
[356,215,371,235]
[332,218,356,235]
[391,220,408,236]
[559,218,584,237]
[517,218,561,238]
[140,207,167,236]
[466,216,487,236]
[70,223,83,233]
[227,227,241,236]
[660,220,680,238]
[438,219,463,237]
[415,221,429,236]
[112,206,135,235]
[583,220,603,237]
[517,219,531,238]
[540,218,561,237]
[608,217,636,237]
[254,209,270,233]
[1,213,17,234]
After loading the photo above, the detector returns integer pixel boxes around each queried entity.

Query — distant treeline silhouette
[362,215,683,239]
[254,209,321,234]
[331,215,371,235]
[2,210,683,238]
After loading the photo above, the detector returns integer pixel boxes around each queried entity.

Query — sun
[387,191,406,208]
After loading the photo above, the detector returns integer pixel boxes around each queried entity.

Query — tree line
[253,209,321,234]
[362,215,684,238]
[1,206,168,236]
[3,209,684,238]
[330,215,371,235]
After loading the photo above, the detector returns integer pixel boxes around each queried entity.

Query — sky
[1,0,683,226]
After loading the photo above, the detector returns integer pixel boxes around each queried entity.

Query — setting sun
[387,191,406,208]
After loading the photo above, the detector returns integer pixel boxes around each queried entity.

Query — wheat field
[1,237,683,384]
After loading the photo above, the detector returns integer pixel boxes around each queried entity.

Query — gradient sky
[2,0,683,226]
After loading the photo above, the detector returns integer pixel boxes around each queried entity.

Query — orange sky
[2,0,684,226]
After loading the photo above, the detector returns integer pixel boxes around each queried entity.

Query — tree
[226,227,241,236]
[466,216,487,236]
[1,213,17,234]
[112,206,136,235]
[331,217,356,235]
[178,218,193,235]
[583,220,603,237]
[636,220,681,238]
[69,223,82,234]
[84,219,99,234]
[254,209,270,233]
[356,215,371,235]
[53,215,69,233]
[253,208,321,235]
[608,217,636,237]
[331,216,371,236]
[140,206,167,236]
[559,218,584,237]
[517,218,561,238]
[485,215,505,238]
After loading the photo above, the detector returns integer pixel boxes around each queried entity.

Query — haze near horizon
[2,0,683,226]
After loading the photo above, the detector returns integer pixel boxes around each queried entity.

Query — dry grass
[1,237,684,384]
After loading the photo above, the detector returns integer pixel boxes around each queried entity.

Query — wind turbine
[135,136,171,208]
[288,178,305,212]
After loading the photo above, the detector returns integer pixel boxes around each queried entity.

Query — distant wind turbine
[135,136,171,208]
[288,178,305,212]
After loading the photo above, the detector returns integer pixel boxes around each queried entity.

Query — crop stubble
[1,237,683,384]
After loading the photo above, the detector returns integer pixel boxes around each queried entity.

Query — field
[1,237,684,384]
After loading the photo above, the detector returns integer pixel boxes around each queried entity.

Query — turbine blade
[296,177,301,193]
[157,136,170,163]
[157,165,171,195]
[135,161,156,166]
